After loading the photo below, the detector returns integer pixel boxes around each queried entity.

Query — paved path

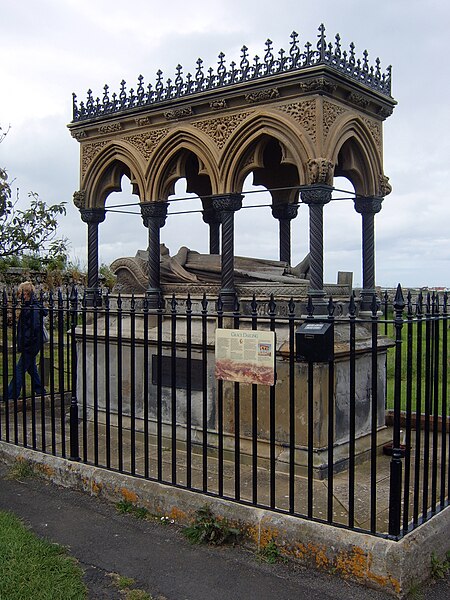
[0,462,448,599]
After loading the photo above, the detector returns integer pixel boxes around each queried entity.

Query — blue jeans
[7,351,46,400]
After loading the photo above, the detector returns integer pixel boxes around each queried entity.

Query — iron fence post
[69,286,80,461]
[388,283,405,536]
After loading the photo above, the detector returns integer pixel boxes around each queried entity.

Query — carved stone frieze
[348,92,370,109]
[124,129,169,160]
[276,100,317,143]
[98,122,122,134]
[209,99,228,110]
[299,77,337,94]
[81,141,108,176]
[245,88,279,103]
[307,158,335,185]
[164,107,193,120]
[135,117,151,127]
[378,173,392,197]
[322,100,347,138]
[193,112,250,150]
[71,130,87,140]
[362,117,382,155]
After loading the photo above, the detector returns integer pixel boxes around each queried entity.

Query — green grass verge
[384,317,450,415]
[0,510,87,600]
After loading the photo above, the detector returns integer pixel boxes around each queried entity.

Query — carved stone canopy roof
[69,24,396,129]
[69,24,396,207]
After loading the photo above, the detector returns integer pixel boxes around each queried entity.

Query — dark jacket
[17,296,48,354]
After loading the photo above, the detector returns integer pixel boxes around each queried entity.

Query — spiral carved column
[212,193,243,311]
[354,196,383,312]
[80,208,106,305]
[271,203,299,265]
[141,201,168,308]
[300,185,332,309]
[202,207,222,255]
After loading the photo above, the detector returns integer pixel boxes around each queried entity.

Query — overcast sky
[1,0,449,288]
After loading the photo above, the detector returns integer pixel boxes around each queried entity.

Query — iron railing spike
[268,293,276,315]
[393,283,405,310]
[307,295,314,317]
[328,296,336,316]
[288,296,295,315]
[349,291,356,316]
[370,294,379,315]
[201,293,208,311]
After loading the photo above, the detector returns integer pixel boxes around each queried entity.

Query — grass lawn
[384,316,450,415]
[0,510,86,600]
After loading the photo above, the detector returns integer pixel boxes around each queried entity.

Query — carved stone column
[212,193,243,311]
[202,207,221,255]
[79,207,106,305]
[271,203,299,265]
[300,184,332,308]
[140,201,168,308]
[354,196,383,312]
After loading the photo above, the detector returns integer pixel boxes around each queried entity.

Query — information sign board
[214,328,276,385]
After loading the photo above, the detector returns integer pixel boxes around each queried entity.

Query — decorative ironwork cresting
[71,24,392,123]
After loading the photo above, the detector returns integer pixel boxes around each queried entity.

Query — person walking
[3,281,47,401]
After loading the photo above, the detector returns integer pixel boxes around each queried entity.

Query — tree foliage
[0,167,68,263]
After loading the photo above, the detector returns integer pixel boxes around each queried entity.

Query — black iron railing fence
[0,285,448,539]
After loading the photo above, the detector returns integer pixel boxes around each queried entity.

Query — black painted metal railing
[0,285,448,540]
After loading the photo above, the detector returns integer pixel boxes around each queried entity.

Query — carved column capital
[140,201,168,228]
[300,184,333,205]
[271,202,299,221]
[306,158,334,186]
[354,196,383,215]
[79,207,106,224]
[212,193,243,214]
[202,207,222,225]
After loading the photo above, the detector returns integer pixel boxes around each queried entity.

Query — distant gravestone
[337,271,353,288]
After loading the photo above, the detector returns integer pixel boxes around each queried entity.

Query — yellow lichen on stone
[307,543,329,568]
[36,463,54,477]
[120,488,138,504]
[169,507,187,522]
[92,481,103,495]
[238,523,278,549]
[334,546,369,579]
